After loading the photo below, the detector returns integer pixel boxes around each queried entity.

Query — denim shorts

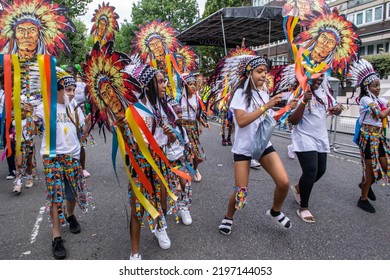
[53,177,76,202]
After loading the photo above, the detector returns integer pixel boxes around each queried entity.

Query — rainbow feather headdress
[91,1,120,43]
[132,20,180,63]
[348,59,380,88]
[175,45,198,72]
[293,8,361,73]
[0,0,75,57]
[82,41,140,130]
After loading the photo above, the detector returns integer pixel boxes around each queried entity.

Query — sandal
[290,184,300,204]
[219,217,233,235]
[266,210,291,229]
[296,209,316,223]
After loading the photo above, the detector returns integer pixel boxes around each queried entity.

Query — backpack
[353,108,369,145]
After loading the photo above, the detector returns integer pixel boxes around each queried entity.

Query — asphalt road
[1,121,389,260]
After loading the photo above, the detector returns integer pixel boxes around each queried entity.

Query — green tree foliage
[53,0,93,17]
[131,0,199,31]
[114,20,139,55]
[365,54,390,79]
[199,0,248,76]
[57,19,88,66]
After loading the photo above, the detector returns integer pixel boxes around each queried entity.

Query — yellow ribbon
[12,55,22,156]
[116,127,159,219]
[37,55,50,155]
[125,107,177,202]
[165,54,176,99]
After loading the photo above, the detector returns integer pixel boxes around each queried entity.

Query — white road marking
[30,206,45,244]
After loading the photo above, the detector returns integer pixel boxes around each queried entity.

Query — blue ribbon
[49,56,57,158]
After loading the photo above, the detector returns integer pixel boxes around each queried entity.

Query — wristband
[260,106,266,112]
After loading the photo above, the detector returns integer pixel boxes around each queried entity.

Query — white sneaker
[178,208,192,225]
[82,170,91,178]
[26,178,34,188]
[154,227,171,249]
[250,159,261,169]
[129,253,142,260]
[13,183,21,195]
[287,144,296,159]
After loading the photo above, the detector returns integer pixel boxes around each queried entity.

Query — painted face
[312,31,337,63]
[368,79,381,96]
[176,57,184,72]
[15,21,39,58]
[296,0,311,19]
[97,18,108,39]
[156,72,167,98]
[148,37,165,57]
[100,82,124,116]
[251,65,267,89]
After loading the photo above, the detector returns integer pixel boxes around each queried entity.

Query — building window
[367,45,374,55]
[387,3,390,19]
[377,44,384,54]
[347,14,354,23]
[359,46,365,56]
[375,6,383,21]
[366,9,373,23]
[356,13,363,25]
[386,42,389,52]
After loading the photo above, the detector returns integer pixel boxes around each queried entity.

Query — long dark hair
[236,75,254,109]
[145,76,175,133]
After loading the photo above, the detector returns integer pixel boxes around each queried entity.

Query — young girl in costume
[218,56,292,235]
[180,73,209,182]
[12,100,35,194]
[31,70,93,259]
[288,74,342,223]
[349,59,390,213]
[165,101,193,226]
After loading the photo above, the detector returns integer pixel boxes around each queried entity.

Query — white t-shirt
[74,81,86,105]
[35,103,85,158]
[229,88,273,157]
[291,88,337,153]
[12,119,33,142]
[165,127,189,161]
[181,94,198,121]
[0,89,4,116]
[359,95,388,127]
[135,100,177,147]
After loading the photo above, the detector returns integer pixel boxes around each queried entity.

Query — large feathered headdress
[132,20,180,62]
[90,2,119,43]
[348,59,380,88]
[293,8,360,73]
[175,45,198,72]
[82,41,140,130]
[272,64,298,94]
[0,0,76,57]
[280,0,329,20]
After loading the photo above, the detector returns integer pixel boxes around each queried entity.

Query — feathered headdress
[265,73,275,93]
[82,41,140,130]
[91,2,119,43]
[293,8,360,73]
[132,20,180,62]
[0,0,76,57]
[228,46,256,57]
[175,45,198,72]
[348,59,380,88]
[124,55,159,89]
[272,64,298,94]
[208,55,268,104]
[280,0,329,20]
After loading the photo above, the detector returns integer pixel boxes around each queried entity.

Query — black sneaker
[66,215,81,234]
[358,183,376,201]
[357,198,376,213]
[52,237,66,260]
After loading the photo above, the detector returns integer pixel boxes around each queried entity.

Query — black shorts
[233,146,276,162]
[364,140,385,160]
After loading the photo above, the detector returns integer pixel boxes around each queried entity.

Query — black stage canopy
[178,6,287,52]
